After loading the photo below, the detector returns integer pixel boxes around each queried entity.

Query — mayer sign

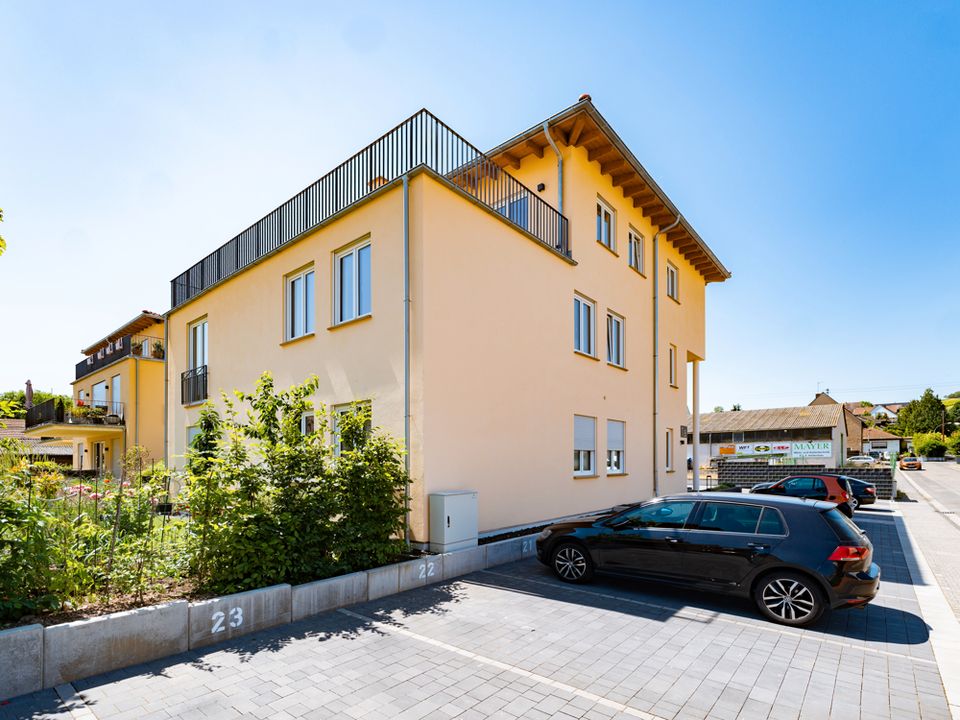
[791,441,833,458]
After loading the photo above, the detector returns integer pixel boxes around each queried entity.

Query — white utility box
[428,491,478,553]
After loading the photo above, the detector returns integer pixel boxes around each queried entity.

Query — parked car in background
[847,455,876,467]
[899,456,923,470]
[749,474,856,517]
[845,478,877,506]
[536,494,880,627]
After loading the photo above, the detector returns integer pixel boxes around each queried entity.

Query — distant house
[0,418,73,466]
[867,404,903,423]
[861,427,904,458]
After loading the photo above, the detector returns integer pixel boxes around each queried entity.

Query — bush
[184,373,409,594]
[947,431,960,457]
[913,432,947,458]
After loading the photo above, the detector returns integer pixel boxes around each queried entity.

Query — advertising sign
[718,444,736,455]
[734,442,792,456]
[791,441,832,458]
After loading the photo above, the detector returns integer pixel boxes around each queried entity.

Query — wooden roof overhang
[486,100,730,284]
[81,311,164,356]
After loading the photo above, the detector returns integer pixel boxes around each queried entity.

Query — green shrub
[913,432,947,458]
[947,431,960,456]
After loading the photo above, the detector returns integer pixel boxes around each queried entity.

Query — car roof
[662,492,835,511]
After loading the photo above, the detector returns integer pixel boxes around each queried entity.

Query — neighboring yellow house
[25,311,166,477]
[165,97,730,541]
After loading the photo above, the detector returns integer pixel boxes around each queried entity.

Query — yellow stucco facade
[165,101,728,541]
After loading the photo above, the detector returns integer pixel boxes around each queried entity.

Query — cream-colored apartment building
[165,97,730,541]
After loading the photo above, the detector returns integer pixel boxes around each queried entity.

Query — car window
[620,500,696,529]
[822,508,863,543]
[691,502,762,533]
[757,508,787,535]
[813,479,827,493]
[783,477,813,493]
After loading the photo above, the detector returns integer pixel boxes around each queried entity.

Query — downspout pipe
[163,319,169,468]
[542,122,563,214]
[652,215,683,497]
[402,175,411,547]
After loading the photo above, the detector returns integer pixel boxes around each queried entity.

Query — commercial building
[25,311,166,476]
[164,97,729,540]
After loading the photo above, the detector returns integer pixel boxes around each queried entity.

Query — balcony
[26,398,125,430]
[171,110,570,310]
[181,365,208,405]
[76,334,165,380]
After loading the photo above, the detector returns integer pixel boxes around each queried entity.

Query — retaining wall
[0,534,538,700]
[717,462,895,499]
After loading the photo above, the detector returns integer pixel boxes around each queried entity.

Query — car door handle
[748,542,769,550]
[665,537,681,544]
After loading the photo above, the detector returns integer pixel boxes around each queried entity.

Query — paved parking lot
[1,508,951,720]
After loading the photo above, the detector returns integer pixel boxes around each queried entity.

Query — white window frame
[334,241,372,325]
[188,318,208,370]
[666,262,679,301]
[607,312,625,368]
[607,419,625,474]
[665,428,675,471]
[574,294,596,357]
[301,411,316,435]
[574,415,596,477]
[596,198,615,251]
[285,266,315,341]
[668,344,678,387]
[628,228,644,274]
[186,425,200,449]
[332,401,372,455]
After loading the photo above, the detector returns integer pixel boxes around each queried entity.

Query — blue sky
[1,1,957,410]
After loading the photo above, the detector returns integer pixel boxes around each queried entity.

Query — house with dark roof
[0,418,72,466]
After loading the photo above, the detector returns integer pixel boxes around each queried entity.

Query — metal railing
[25,399,125,429]
[181,365,208,405]
[170,110,569,309]
[76,334,165,380]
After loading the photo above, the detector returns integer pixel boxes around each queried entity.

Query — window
[495,196,529,230]
[574,294,595,356]
[333,402,372,454]
[757,508,787,535]
[596,199,615,250]
[285,267,315,340]
[574,415,596,476]
[666,262,679,301]
[668,345,678,387]
[618,500,695,529]
[111,374,121,404]
[92,381,108,409]
[301,412,316,435]
[189,319,208,369]
[607,420,625,474]
[692,502,763,533]
[335,242,372,324]
[186,425,200,449]
[607,313,624,367]
[628,229,644,274]
[78,390,86,405]
[665,428,675,471]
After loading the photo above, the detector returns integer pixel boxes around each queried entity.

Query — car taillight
[866,487,876,495]
[840,491,849,501]
[829,546,868,561]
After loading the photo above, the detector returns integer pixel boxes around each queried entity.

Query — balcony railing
[181,365,208,405]
[76,334,165,380]
[25,399,125,429]
[171,110,570,309]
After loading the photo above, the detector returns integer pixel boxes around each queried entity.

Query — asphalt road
[903,459,960,514]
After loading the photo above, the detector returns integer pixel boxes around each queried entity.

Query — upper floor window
[574,294,595,356]
[607,312,624,367]
[669,344,678,387]
[189,318,208,370]
[335,242,372,324]
[596,198,615,251]
[628,229,644,274]
[285,267,315,341]
[665,428,675,471]
[666,262,679,301]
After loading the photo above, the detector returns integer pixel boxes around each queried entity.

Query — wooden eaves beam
[568,117,586,146]
[525,139,544,159]
[587,143,618,163]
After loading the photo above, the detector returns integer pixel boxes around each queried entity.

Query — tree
[731,404,742,412]
[946,391,960,399]
[913,432,947,458]
[947,430,960,456]
[713,406,724,413]
[896,389,946,435]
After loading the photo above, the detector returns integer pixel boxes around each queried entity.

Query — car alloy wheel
[758,575,821,625]
[552,543,592,583]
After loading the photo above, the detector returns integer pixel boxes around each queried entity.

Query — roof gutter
[653,214,683,497]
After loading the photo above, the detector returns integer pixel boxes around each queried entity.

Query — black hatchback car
[536,494,880,627]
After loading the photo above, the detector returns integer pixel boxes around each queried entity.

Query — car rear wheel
[551,542,594,584]
[754,572,825,627]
